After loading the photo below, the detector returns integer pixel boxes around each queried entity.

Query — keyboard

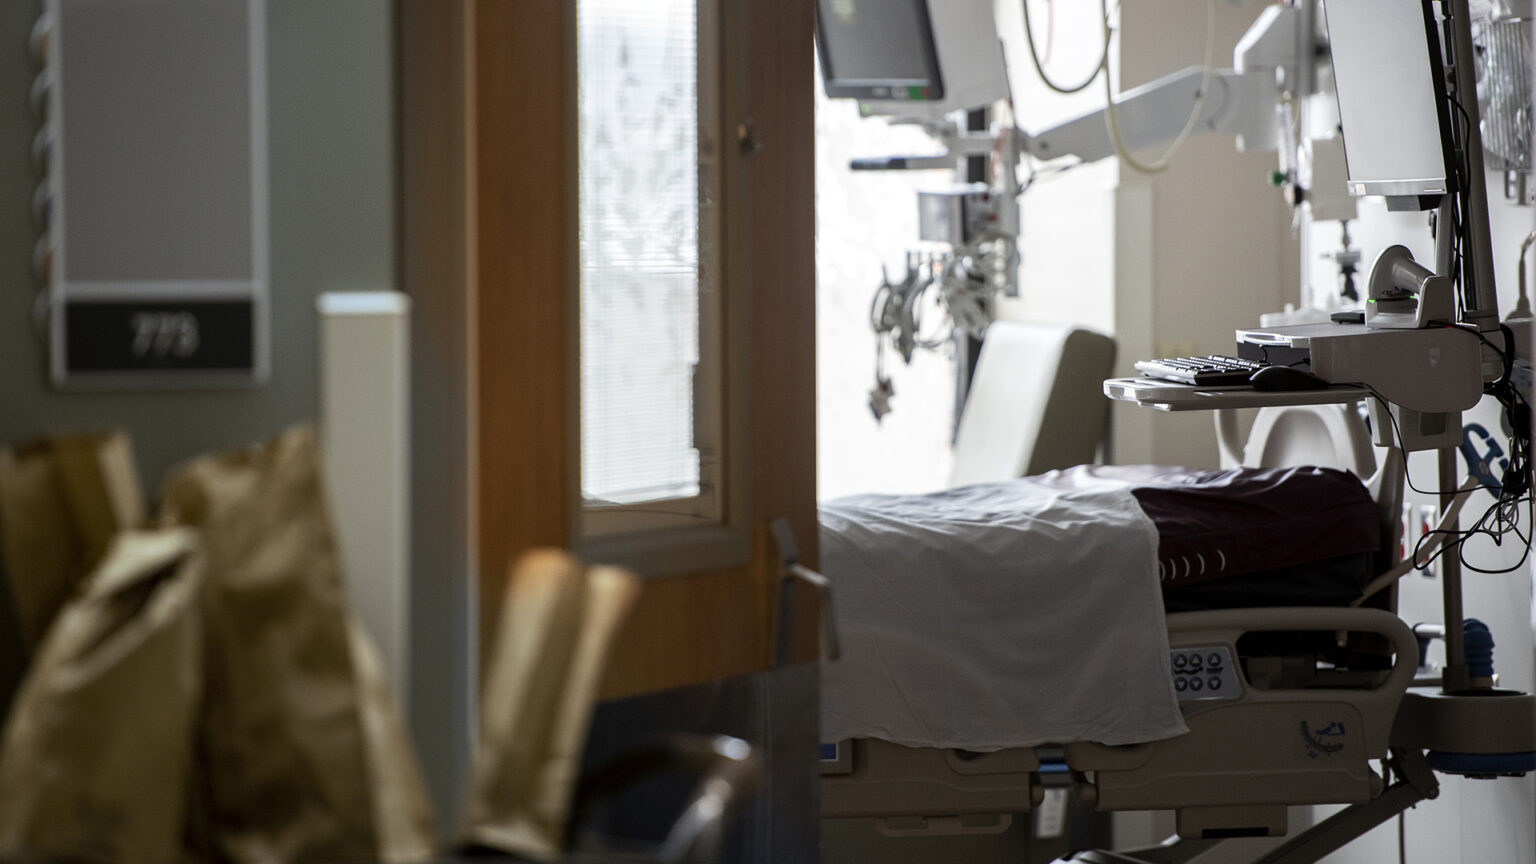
[1134,354,1267,386]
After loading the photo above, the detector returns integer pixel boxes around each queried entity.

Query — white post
[318,291,412,702]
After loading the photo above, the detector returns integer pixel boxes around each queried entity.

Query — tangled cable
[1369,326,1534,576]
[867,243,1005,421]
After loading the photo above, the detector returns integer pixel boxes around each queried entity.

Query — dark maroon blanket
[1038,464,1381,589]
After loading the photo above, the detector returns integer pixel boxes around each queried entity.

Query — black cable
[1020,0,1109,95]
[1020,156,1084,195]
[1253,344,1309,369]
[1367,368,1535,575]
[1367,386,1486,500]
[1413,492,1535,575]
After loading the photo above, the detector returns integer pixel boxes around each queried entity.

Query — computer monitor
[1324,0,1458,203]
[815,0,944,102]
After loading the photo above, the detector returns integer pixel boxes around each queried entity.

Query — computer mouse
[1249,365,1330,391]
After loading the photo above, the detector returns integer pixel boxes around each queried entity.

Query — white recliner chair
[950,320,1117,486]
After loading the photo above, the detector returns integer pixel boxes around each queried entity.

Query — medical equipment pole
[1438,445,1471,692]
[1447,0,1502,341]
[1434,199,1455,278]
[1434,0,1495,695]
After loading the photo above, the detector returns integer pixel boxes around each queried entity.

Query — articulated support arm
[1059,749,1438,864]
[1249,748,1438,864]
[1024,66,1279,164]
[1023,3,1311,164]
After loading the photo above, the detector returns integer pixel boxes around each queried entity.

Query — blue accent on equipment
[1459,424,1507,497]
[1463,618,1494,680]
[1426,750,1535,776]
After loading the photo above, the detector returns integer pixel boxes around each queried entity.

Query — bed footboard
[1067,607,1418,838]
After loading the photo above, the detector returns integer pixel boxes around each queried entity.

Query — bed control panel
[1170,646,1242,702]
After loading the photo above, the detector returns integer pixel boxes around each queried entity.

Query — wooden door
[403,0,817,701]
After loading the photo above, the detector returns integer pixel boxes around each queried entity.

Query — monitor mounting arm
[1022,4,1311,163]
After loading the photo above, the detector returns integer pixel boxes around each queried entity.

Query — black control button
[1173,654,1187,669]
[1174,677,1188,692]
[1209,676,1223,691]
[1208,652,1223,668]
[1189,677,1204,692]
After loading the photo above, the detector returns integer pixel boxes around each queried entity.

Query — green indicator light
[910,86,923,100]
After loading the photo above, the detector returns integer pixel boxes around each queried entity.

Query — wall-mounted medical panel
[41,0,268,388]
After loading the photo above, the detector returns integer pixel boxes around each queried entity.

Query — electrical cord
[1371,383,1532,575]
[1021,0,1216,173]
[866,242,1005,420]
[1364,323,1535,576]
[1020,154,1084,194]
[1102,0,1219,175]
[1020,0,1111,94]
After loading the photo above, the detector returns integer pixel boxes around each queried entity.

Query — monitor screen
[816,0,944,101]
[1324,0,1456,200]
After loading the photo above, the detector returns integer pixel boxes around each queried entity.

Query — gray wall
[0,0,459,823]
[0,0,396,487]
[0,0,480,832]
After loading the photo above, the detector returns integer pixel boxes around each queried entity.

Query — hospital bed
[820,398,1432,861]
[817,312,1489,861]
[823,385,1536,861]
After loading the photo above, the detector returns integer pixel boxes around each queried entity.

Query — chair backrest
[1243,403,1377,474]
[949,321,1116,487]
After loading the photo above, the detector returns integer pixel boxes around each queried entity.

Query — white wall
[814,82,958,500]
[0,0,471,828]
[992,0,1121,332]
[1001,0,1300,468]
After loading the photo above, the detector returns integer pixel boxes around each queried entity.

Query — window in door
[576,0,725,536]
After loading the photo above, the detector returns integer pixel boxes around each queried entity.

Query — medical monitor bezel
[1325,0,1460,204]
[815,0,946,102]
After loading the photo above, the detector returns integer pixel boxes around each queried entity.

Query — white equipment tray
[1104,377,1371,412]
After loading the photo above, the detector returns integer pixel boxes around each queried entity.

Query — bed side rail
[1066,607,1418,826]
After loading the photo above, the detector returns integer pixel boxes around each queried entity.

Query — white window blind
[577,0,716,509]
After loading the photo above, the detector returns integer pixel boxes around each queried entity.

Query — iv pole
[1436,0,1501,693]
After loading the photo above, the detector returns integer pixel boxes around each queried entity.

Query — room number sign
[61,301,257,375]
[41,0,268,387]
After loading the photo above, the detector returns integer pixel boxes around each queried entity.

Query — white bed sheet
[819,473,1189,751]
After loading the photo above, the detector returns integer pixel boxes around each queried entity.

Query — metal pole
[1445,0,1502,337]
[1438,445,1470,692]
[1434,199,1455,278]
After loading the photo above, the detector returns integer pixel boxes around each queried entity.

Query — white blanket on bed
[819,474,1188,750]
